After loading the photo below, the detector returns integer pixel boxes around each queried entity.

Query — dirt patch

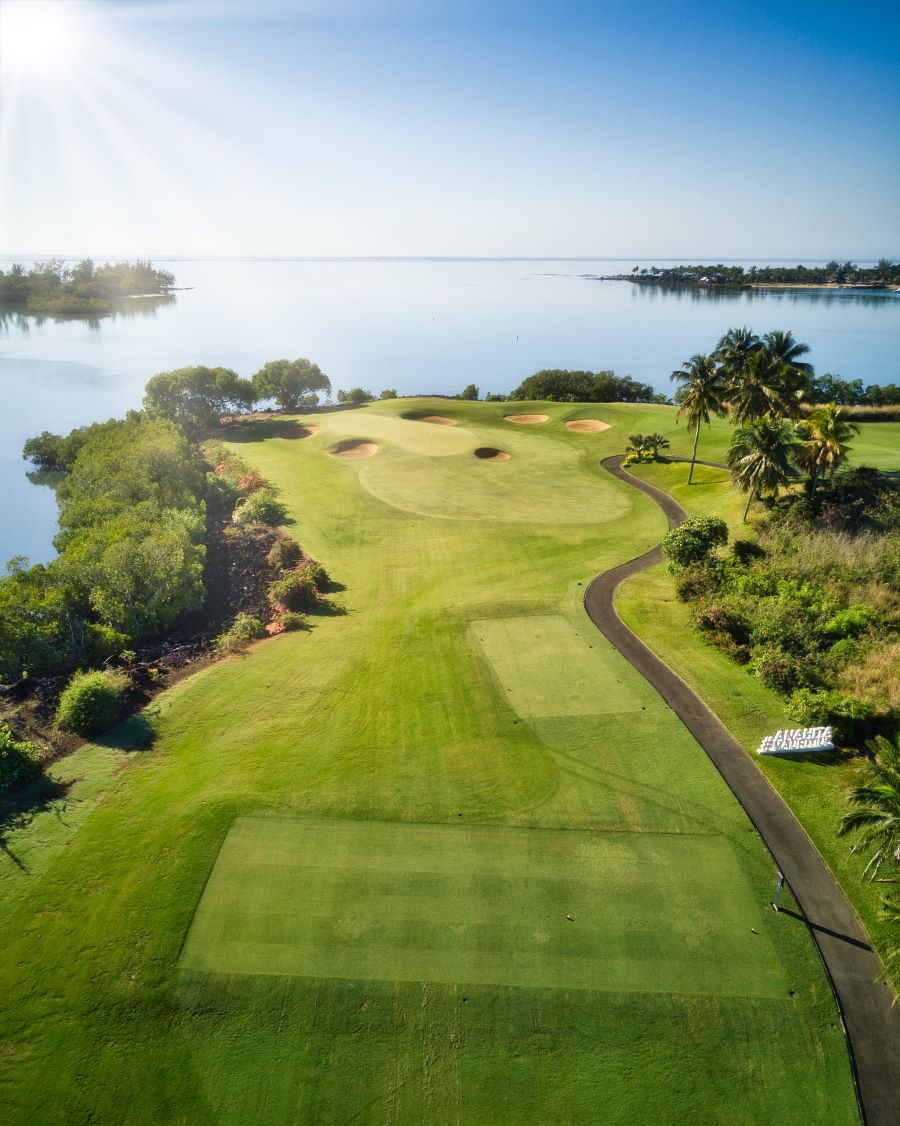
[565,419,610,432]
[331,440,378,459]
[474,447,510,461]
[504,414,549,424]
[279,423,320,440]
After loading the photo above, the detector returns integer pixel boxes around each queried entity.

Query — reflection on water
[0,294,175,335]
[608,283,900,308]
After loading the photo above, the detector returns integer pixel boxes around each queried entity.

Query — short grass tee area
[181,816,786,997]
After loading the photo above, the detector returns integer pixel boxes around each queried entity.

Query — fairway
[1,399,881,1124]
[181,816,786,997]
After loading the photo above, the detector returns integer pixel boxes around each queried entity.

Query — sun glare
[0,0,86,78]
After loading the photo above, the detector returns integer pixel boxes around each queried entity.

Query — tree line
[602,259,900,288]
[0,259,175,315]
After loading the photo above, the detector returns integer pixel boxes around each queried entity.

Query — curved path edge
[584,454,900,1126]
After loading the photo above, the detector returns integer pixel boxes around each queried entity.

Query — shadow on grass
[0,774,72,871]
[94,710,159,752]
[777,906,873,952]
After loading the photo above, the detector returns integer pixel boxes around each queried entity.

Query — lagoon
[1,256,898,566]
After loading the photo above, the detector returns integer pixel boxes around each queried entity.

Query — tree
[794,403,859,496]
[661,515,728,569]
[838,734,900,878]
[336,387,375,405]
[714,326,761,385]
[460,383,479,400]
[727,416,801,521]
[725,348,802,425]
[644,433,670,459]
[625,434,649,460]
[379,388,398,399]
[144,366,255,432]
[761,330,813,416]
[252,358,331,411]
[670,353,727,483]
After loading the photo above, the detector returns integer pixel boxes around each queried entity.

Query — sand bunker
[474,447,510,461]
[565,419,610,433]
[504,414,549,425]
[331,440,378,459]
[280,423,320,439]
[403,412,457,426]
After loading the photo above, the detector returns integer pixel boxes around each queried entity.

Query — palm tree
[625,434,648,460]
[644,433,670,460]
[670,353,726,483]
[838,734,900,878]
[726,348,791,424]
[714,326,761,383]
[762,330,814,417]
[795,403,860,496]
[727,416,801,521]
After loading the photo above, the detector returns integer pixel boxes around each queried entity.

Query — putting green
[473,615,644,716]
[357,435,631,523]
[181,816,787,998]
[326,409,478,456]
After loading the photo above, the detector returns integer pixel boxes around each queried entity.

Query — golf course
[2,398,898,1124]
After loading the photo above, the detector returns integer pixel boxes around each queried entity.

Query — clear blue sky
[1,0,898,257]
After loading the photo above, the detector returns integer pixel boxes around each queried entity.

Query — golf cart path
[583,454,900,1126]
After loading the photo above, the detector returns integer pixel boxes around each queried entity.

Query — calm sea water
[1,256,898,565]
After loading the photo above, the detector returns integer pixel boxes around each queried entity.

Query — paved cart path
[583,454,900,1126]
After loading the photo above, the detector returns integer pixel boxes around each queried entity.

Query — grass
[0,398,888,1123]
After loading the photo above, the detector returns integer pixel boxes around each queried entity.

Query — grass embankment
[619,456,899,977]
[0,400,867,1124]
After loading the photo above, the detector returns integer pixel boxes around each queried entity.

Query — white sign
[757,727,834,755]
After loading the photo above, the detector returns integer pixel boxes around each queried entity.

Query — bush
[0,724,41,793]
[817,604,880,641]
[749,645,815,695]
[215,613,266,652]
[296,559,330,592]
[55,669,130,736]
[266,537,303,571]
[693,597,751,660]
[233,490,288,526]
[786,688,877,744]
[268,571,318,611]
[662,516,729,569]
[675,563,724,602]
[84,623,131,664]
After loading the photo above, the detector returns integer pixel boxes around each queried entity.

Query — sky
[1,0,898,258]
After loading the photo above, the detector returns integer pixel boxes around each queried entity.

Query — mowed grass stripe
[180,816,787,997]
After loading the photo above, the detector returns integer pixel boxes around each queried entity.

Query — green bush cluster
[0,724,41,793]
[679,498,898,743]
[205,443,289,528]
[509,369,669,404]
[233,490,288,527]
[3,418,206,679]
[267,536,303,570]
[55,669,131,737]
[267,571,318,612]
[215,613,266,652]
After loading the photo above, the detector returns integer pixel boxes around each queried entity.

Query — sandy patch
[504,414,549,424]
[280,423,320,439]
[474,447,510,461]
[565,419,609,432]
[331,440,378,459]
[414,415,457,426]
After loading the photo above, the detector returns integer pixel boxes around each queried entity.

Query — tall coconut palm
[714,326,761,390]
[762,330,814,416]
[795,403,860,496]
[727,416,800,521]
[726,348,794,424]
[670,353,727,483]
[838,734,900,878]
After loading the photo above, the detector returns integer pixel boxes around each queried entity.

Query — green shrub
[55,669,130,736]
[296,560,330,592]
[675,563,725,602]
[818,604,880,640]
[786,688,877,744]
[266,537,303,571]
[280,611,308,632]
[749,645,815,695]
[233,490,288,527]
[84,622,130,664]
[215,613,265,652]
[662,516,729,569]
[693,597,751,658]
[268,571,318,611]
[0,724,41,793]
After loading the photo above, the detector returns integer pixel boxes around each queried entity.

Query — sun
[0,0,87,79]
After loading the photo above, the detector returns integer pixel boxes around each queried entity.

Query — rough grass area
[182,816,787,997]
[0,399,868,1124]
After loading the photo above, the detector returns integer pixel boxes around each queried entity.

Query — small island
[588,259,900,290]
[0,257,177,315]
